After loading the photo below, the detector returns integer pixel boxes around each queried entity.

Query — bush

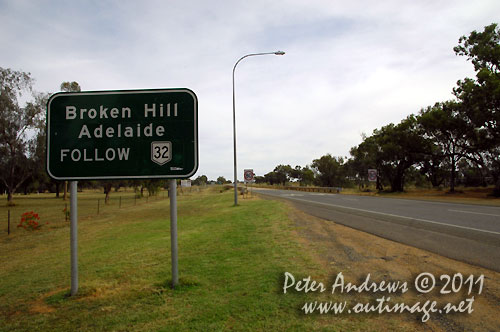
[17,211,43,230]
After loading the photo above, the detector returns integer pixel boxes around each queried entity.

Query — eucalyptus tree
[453,23,500,195]
[59,81,82,199]
[350,116,429,192]
[417,101,469,192]
[0,67,45,202]
[311,154,348,187]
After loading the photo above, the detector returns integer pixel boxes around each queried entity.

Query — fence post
[8,210,10,235]
[65,203,68,221]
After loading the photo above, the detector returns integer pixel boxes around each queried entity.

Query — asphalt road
[254,188,500,272]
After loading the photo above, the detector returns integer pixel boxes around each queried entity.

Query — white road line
[449,209,500,217]
[285,196,500,236]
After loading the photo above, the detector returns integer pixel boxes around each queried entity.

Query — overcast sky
[1,0,499,181]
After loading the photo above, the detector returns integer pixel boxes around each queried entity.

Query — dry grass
[341,186,500,206]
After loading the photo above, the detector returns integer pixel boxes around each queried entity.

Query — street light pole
[232,51,285,206]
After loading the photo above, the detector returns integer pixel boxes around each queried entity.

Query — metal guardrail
[276,186,342,193]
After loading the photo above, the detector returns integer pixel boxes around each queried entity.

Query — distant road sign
[46,88,198,180]
[368,169,378,182]
[244,169,254,183]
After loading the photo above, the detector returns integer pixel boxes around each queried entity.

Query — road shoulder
[284,200,500,332]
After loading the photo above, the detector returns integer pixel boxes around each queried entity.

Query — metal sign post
[169,179,179,288]
[46,88,198,296]
[70,181,78,296]
[243,169,254,199]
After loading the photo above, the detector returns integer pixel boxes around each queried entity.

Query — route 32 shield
[151,141,172,165]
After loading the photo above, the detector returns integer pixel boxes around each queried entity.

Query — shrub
[17,211,42,230]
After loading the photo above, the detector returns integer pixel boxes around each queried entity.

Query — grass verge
[0,188,336,332]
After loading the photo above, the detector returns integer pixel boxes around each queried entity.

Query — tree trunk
[449,155,456,193]
[376,176,383,191]
[450,168,456,192]
[390,165,406,192]
[431,175,439,187]
[390,177,404,192]
[7,191,13,203]
[63,181,68,200]
[494,177,500,197]
[104,183,113,204]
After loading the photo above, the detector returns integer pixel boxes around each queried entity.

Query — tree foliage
[4,24,500,197]
[417,101,469,192]
[0,67,45,202]
[311,154,347,187]
[192,175,208,186]
[60,81,81,93]
[216,176,230,184]
[452,23,500,195]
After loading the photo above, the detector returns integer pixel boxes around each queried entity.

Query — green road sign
[46,88,198,180]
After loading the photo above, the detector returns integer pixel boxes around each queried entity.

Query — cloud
[1,0,499,181]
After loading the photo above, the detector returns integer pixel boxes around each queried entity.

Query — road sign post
[243,169,255,198]
[69,181,78,296]
[46,88,198,294]
[169,179,179,288]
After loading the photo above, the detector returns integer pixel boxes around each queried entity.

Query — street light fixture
[232,51,285,206]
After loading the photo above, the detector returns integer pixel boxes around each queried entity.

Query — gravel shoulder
[284,200,500,332]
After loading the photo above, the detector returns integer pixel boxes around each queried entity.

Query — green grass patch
[0,187,336,331]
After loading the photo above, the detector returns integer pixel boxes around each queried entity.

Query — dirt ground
[285,201,500,332]
[343,186,500,207]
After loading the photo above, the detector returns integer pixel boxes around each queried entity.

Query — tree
[418,101,469,192]
[350,116,428,192]
[29,92,52,194]
[273,164,293,185]
[349,134,383,190]
[216,176,229,184]
[145,179,164,196]
[59,81,81,199]
[103,181,113,204]
[301,167,315,186]
[192,175,208,186]
[254,175,266,184]
[290,165,315,186]
[453,23,500,195]
[263,171,280,185]
[311,154,347,187]
[0,68,45,203]
[60,81,81,93]
[417,152,447,188]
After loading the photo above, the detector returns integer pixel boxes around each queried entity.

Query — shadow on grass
[43,286,96,305]
[155,277,201,293]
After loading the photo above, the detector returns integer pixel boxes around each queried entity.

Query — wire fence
[0,188,176,236]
